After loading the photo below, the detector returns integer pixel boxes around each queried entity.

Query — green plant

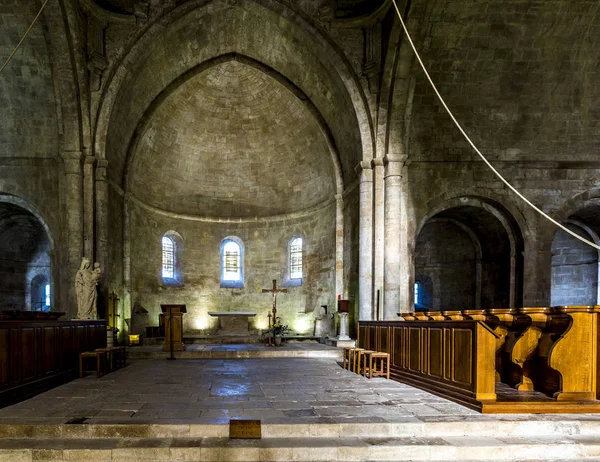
[269,317,291,336]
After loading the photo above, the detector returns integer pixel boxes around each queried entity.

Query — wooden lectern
[161,304,186,352]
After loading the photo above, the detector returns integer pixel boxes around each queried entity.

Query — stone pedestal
[337,312,351,341]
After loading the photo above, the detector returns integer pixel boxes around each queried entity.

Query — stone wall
[415,221,476,311]
[0,1,62,312]
[127,202,337,336]
[551,224,598,306]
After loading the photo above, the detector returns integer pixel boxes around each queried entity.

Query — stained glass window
[162,236,175,279]
[290,237,303,279]
[45,284,50,307]
[223,240,241,281]
[414,282,421,306]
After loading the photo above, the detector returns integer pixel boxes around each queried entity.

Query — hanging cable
[390,0,600,250]
[0,0,51,75]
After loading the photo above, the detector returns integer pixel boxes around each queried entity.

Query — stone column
[398,162,412,310]
[371,157,385,319]
[335,193,344,298]
[122,195,132,338]
[356,162,373,320]
[95,160,109,319]
[83,154,96,260]
[60,151,84,319]
[383,155,405,319]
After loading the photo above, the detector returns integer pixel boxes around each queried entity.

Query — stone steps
[1,435,600,461]
[4,420,600,439]
[3,420,600,460]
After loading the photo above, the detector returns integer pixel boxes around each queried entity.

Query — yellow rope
[0,0,51,75]
[390,0,600,250]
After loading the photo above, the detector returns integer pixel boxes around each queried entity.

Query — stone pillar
[356,162,373,320]
[398,162,412,310]
[95,160,109,319]
[83,154,96,260]
[371,157,385,319]
[335,193,344,298]
[383,155,404,319]
[60,151,84,319]
[122,196,132,338]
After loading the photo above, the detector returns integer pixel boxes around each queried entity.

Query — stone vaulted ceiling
[129,61,337,218]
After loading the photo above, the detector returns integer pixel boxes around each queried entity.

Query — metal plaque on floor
[229,419,262,439]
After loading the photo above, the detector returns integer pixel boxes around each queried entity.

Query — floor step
[3,420,600,440]
[1,435,600,461]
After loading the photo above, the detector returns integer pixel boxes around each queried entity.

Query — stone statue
[75,258,101,319]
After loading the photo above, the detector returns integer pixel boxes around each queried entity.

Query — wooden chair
[79,350,109,378]
[365,352,390,379]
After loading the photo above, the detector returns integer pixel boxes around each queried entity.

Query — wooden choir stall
[357,306,600,413]
[0,313,107,407]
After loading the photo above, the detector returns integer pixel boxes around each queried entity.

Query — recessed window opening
[290,237,303,280]
[162,236,175,279]
[223,240,241,282]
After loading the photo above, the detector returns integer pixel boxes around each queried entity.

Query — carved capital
[371,157,385,169]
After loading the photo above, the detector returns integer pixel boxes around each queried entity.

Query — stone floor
[4,358,600,461]
[127,342,343,359]
[0,358,481,425]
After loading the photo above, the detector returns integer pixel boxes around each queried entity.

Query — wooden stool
[357,349,375,375]
[342,347,353,370]
[79,350,108,378]
[110,346,126,369]
[366,352,390,379]
[348,348,364,372]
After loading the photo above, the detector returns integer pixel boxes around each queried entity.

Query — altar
[208,311,257,335]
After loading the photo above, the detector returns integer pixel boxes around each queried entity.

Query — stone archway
[0,196,55,311]
[414,197,524,310]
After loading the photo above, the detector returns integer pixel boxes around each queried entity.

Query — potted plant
[270,318,291,346]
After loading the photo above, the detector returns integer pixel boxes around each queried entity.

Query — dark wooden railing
[0,319,107,407]
[358,320,498,410]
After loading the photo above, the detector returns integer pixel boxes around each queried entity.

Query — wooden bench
[79,350,109,378]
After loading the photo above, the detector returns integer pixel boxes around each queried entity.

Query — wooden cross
[262,279,287,319]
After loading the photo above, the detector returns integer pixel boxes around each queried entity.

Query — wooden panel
[20,328,36,381]
[379,327,390,353]
[429,328,443,378]
[393,327,402,367]
[409,327,421,372]
[357,320,497,411]
[368,327,376,350]
[0,329,8,385]
[444,328,452,380]
[0,319,107,408]
[453,329,473,384]
[41,327,56,375]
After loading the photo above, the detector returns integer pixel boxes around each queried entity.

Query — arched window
[221,237,244,288]
[162,236,175,279]
[161,231,184,285]
[44,284,50,310]
[290,237,303,280]
[414,282,421,307]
